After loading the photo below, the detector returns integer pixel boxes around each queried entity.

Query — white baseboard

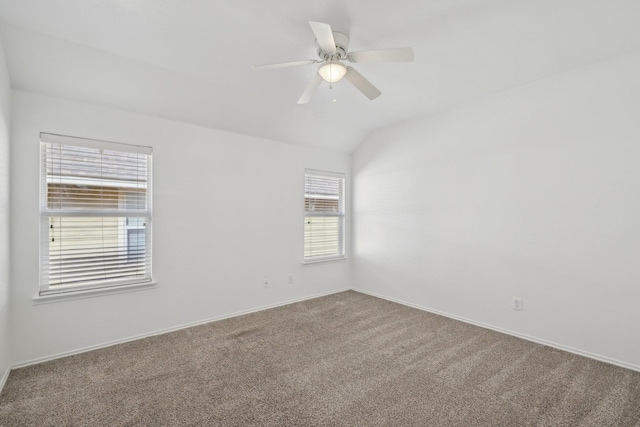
[352,287,640,373]
[15,285,636,375]
[0,365,9,394]
[12,287,350,370]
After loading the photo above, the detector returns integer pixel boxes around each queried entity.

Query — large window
[40,133,153,295]
[304,169,345,262]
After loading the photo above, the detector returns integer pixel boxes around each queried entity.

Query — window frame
[303,169,346,263]
[39,133,153,296]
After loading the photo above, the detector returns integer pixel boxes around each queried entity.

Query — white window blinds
[40,133,153,295]
[304,169,345,262]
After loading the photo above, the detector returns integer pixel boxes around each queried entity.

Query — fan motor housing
[316,32,350,60]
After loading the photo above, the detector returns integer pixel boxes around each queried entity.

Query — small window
[304,169,345,262]
[39,133,153,295]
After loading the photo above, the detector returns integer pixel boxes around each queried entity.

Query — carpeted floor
[1,290,640,426]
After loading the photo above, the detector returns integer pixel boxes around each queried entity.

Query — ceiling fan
[253,21,414,104]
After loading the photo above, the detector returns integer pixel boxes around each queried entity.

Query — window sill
[33,281,157,305]
[303,256,347,265]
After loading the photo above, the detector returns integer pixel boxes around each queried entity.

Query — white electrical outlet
[263,280,269,289]
[512,297,523,311]
[288,274,293,284]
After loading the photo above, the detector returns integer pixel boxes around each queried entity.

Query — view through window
[40,133,153,295]
[304,169,345,262]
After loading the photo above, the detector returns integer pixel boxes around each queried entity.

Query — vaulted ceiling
[1,0,639,152]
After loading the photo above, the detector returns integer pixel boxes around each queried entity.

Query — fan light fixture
[318,62,347,82]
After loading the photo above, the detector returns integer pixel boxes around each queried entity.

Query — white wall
[0,39,11,387]
[353,50,640,369]
[10,91,351,366]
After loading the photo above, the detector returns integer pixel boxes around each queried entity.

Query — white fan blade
[344,67,381,100]
[309,21,336,54]
[348,47,414,63]
[297,74,324,104]
[253,60,317,70]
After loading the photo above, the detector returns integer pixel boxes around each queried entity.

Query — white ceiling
[1,0,639,153]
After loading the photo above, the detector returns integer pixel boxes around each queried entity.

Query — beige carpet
[1,290,639,426]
